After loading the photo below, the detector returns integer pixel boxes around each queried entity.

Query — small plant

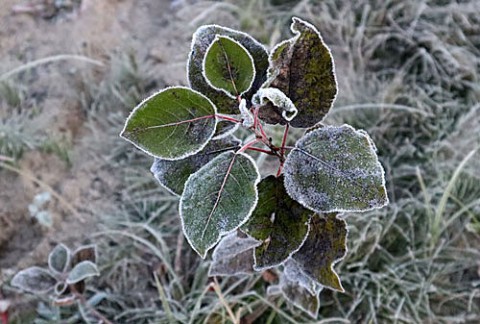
[10,244,109,322]
[121,17,388,317]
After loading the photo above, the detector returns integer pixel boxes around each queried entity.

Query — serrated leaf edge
[202,35,256,99]
[252,217,311,272]
[120,85,218,161]
[179,151,261,259]
[284,124,389,213]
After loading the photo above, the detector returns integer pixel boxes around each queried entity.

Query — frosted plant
[121,17,388,317]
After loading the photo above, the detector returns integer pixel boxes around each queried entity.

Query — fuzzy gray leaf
[11,267,57,294]
[209,232,260,276]
[280,268,322,318]
[66,261,99,284]
[284,125,388,213]
[48,243,71,274]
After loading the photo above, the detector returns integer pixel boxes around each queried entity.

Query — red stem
[216,114,242,123]
[276,124,290,177]
[247,146,276,155]
[238,139,261,154]
[280,124,289,156]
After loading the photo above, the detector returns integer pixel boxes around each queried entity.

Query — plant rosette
[121,17,388,317]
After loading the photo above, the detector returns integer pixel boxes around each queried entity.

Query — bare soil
[0,0,216,283]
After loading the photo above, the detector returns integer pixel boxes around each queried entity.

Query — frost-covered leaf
[284,125,388,213]
[239,99,254,127]
[283,259,321,295]
[279,268,322,318]
[292,214,347,292]
[151,136,241,195]
[72,245,97,266]
[208,232,260,276]
[11,267,57,294]
[48,243,71,274]
[203,36,255,98]
[121,87,217,160]
[242,175,311,270]
[259,17,337,127]
[180,151,260,258]
[213,118,239,140]
[252,88,297,122]
[188,25,268,114]
[54,282,68,296]
[66,261,99,284]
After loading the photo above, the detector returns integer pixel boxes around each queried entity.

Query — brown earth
[0,0,238,284]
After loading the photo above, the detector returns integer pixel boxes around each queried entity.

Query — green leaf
[121,87,217,160]
[66,261,100,284]
[284,125,388,213]
[11,267,57,293]
[212,118,239,140]
[279,266,322,318]
[48,243,71,274]
[208,232,260,276]
[292,214,347,292]
[203,36,255,98]
[259,17,337,127]
[188,25,269,114]
[242,175,311,270]
[180,151,260,258]
[151,136,241,196]
[252,87,298,122]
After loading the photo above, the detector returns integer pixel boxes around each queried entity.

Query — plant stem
[276,124,290,177]
[237,139,261,154]
[246,146,276,155]
[216,114,242,123]
[70,285,113,324]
